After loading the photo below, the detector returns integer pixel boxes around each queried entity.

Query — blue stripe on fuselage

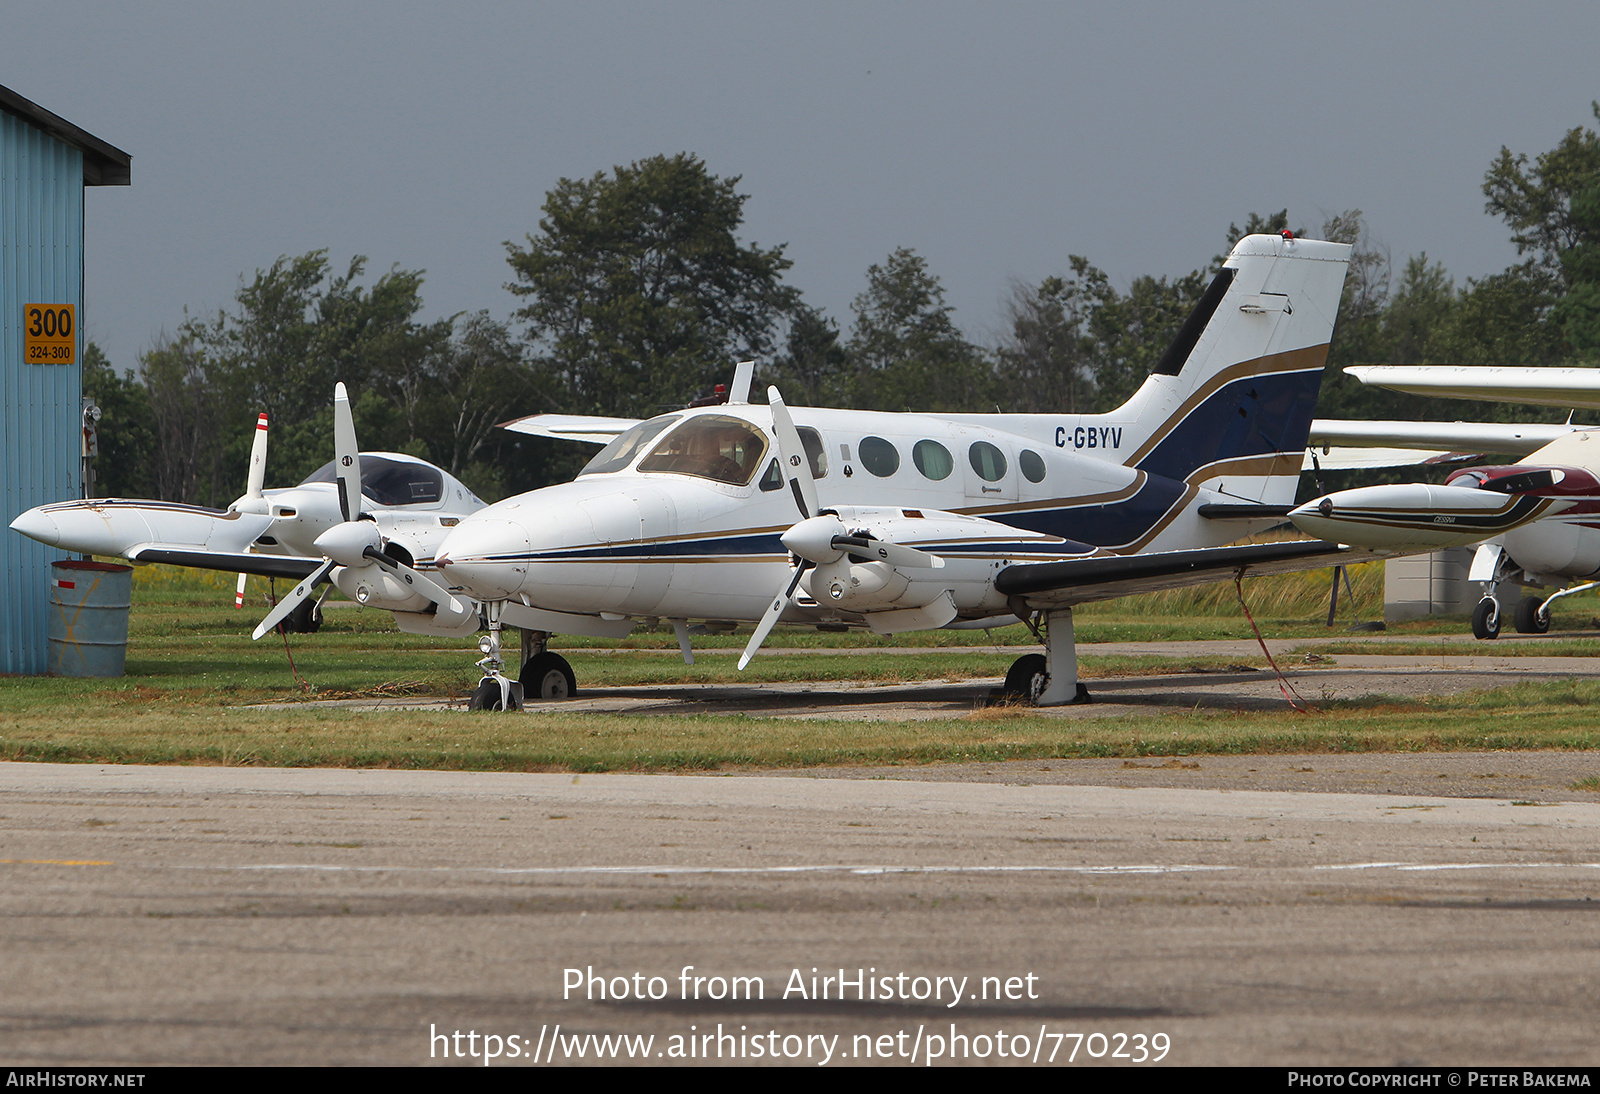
[994,474,1188,549]
[1134,367,1323,483]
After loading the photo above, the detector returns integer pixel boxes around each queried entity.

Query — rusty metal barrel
[47,560,134,677]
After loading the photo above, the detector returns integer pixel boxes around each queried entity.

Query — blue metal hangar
[1,84,131,674]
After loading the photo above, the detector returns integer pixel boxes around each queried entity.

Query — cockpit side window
[579,415,681,477]
[638,414,771,486]
[301,455,443,506]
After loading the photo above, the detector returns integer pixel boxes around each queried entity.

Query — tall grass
[1078,562,1385,620]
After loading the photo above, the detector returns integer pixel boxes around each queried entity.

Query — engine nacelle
[1504,519,1600,579]
[333,564,434,614]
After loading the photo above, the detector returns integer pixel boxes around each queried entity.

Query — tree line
[87,105,1600,505]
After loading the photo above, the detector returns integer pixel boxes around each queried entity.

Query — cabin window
[579,414,681,476]
[968,441,1007,483]
[859,436,900,477]
[1019,449,1046,483]
[638,414,770,485]
[913,439,954,481]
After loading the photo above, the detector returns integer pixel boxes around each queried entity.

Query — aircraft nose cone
[437,517,530,600]
[9,506,61,547]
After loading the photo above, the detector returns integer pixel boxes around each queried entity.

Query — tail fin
[1115,233,1351,504]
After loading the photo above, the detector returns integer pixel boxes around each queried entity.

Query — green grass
[2,562,1596,772]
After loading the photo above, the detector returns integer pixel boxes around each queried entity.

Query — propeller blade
[234,572,248,609]
[251,558,336,640]
[362,547,468,615]
[767,387,818,521]
[246,413,269,499]
[738,562,811,670]
[831,534,945,570]
[333,383,362,523]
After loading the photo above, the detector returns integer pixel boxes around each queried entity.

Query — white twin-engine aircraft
[9,406,488,632]
[11,232,1381,707]
[434,231,1381,708]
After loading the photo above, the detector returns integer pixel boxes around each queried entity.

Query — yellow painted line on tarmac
[0,859,114,866]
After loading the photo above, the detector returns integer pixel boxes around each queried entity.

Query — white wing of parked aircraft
[1344,364,1600,411]
[498,413,641,445]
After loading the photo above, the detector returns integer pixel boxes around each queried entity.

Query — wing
[10,498,326,580]
[496,413,643,444]
[995,539,1391,610]
[127,547,324,580]
[1309,418,1581,457]
[1304,447,1480,471]
[1344,365,1600,411]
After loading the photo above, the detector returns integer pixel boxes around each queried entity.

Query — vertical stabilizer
[1115,233,1351,505]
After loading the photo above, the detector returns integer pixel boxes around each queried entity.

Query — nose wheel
[1472,597,1501,640]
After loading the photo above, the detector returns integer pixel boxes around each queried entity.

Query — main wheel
[1472,598,1501,640]
[469,677,520,711]
[520,651,577,701]
[1514,595,1551,634]
[282,598,323,633]
[1003,653,1048,701]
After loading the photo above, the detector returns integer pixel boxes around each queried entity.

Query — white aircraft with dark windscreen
[10,409,487,632]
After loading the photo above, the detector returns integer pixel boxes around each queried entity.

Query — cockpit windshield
[301,455,444,506]
[637,414,770,486]
[579,415,681,476]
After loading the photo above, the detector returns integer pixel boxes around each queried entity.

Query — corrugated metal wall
[1,111,84,674]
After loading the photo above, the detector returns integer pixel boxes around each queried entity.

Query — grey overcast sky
[6,1,1599,371]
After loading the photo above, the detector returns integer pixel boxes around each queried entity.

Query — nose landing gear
[468,611,523,711]
[468,607,580,710]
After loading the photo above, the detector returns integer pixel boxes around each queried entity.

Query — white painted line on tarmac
[158,860,1600,877]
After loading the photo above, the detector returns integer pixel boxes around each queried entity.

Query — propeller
[738,387,944,670]
[250,383,467,641]
[234,412,271,610]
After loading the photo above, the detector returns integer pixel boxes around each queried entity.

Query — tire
[281,597,323,634]
[1003,653,1048,701]
[520,651,577,701]
[1472,598,1501,640]
[1514,595,1551,635]
[469,677,521,712]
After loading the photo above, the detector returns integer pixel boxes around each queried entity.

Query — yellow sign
[23,303,75,365]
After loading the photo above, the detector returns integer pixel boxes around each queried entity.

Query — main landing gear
[1002,608,1091,706]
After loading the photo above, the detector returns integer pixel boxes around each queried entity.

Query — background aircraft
[10,398,487,632]
[1290,365,1600,638]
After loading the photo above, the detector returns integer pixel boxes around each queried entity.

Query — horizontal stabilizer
[1196,504,1294,520]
